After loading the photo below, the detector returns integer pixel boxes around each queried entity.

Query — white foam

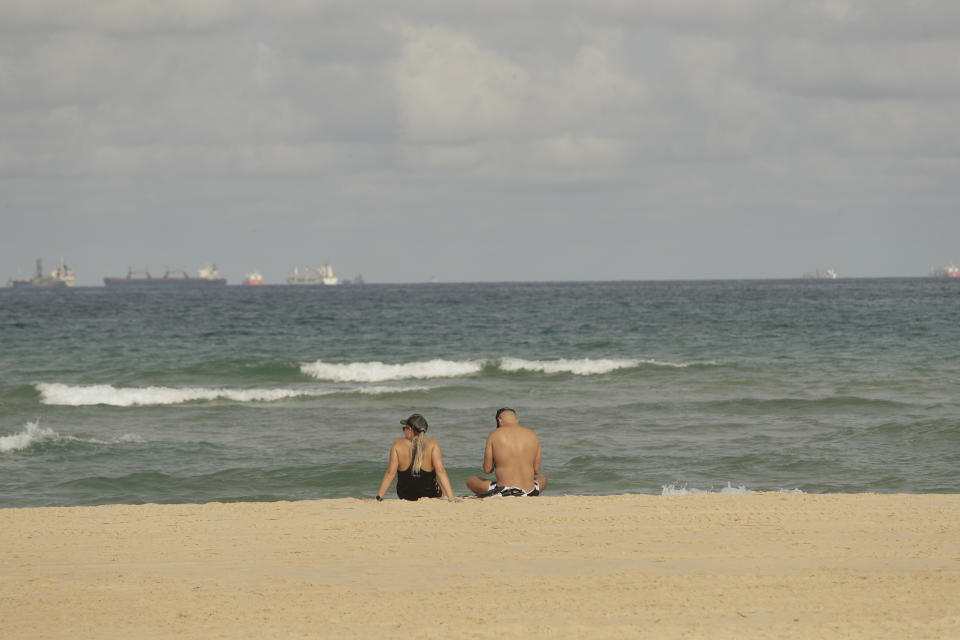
[36,382,427,406]
[0,422,147,452]
[500,357,641,375]
[301,359,485,382]
[661,483,756,495]
[356,385,432,395]
[36,383,335,407]
[661,484,702,495]
[640,359,721,368]
[499,357,717,375]
[0,421,60,453]
[719,483,755,495]
[299,356,719,382]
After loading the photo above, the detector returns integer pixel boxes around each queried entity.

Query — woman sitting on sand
[372,414,457,501]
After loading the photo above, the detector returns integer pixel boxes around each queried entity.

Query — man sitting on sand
[466,408,548,497]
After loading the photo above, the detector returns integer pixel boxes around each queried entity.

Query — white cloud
[393,27,647,174]
[393,26,528,143]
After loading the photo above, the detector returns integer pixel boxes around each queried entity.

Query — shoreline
[3,493,958,638]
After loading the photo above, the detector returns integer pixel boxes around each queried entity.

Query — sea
[1,279,958,508]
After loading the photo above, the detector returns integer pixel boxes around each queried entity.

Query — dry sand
[2,493,958,639]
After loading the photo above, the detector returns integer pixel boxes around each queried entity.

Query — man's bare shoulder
[492,424,539,441]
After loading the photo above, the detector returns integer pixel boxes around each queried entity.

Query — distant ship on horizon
[286,263,339,286]
[7,257,75,288]
[243,270,265,286]
[803,267,838,280]
[929,264,960,278]
[104,265,227,287]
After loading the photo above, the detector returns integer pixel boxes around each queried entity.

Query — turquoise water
[1,279,958,507]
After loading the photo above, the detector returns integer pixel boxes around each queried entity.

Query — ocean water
[1,279,958,508]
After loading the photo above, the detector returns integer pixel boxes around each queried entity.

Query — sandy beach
[2,493,958,639]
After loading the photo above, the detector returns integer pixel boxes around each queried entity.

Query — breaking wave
[300,359,485,382]
[36,383,428,407]
[0,421,60,453]
[301,357,717,381]
[498,357,711,375]
[0,421,144,453]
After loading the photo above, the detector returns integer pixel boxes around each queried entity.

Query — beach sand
[2,494,958,639]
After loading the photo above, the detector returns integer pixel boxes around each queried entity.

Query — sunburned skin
[466,409,547,496]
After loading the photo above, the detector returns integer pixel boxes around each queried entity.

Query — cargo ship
[803,267,838,280]
[104,265,227,287]
[286,263,338,285]
[7,257,75,288]
[929,264,960,278]
[243,270,265,286]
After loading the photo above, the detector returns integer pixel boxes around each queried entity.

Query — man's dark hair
[495,407,516,427]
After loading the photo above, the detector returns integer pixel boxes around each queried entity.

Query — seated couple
[372,408,548,501]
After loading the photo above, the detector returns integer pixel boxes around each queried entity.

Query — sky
[2,0,959,285]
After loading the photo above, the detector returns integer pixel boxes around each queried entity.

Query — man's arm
[482,432,495,474]
[534,440,542,476]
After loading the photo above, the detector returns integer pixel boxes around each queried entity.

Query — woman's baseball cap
[400,413,428,432]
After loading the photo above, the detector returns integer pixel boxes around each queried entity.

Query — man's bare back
[466,408,548,496]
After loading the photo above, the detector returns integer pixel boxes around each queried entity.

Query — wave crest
[300,359,485,382]
[302,357,715,381]
[500,357,714,375]
[1,422,147,454]
[37,383,327,407]
[500,357,640,375]
[36,383,428,406]
[0,421,59,453]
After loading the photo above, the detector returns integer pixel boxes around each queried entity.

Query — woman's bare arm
[373,443,401,500]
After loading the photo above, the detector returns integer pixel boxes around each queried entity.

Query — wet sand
[2,493,958,639]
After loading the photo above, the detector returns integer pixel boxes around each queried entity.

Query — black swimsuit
[396,466,442,501]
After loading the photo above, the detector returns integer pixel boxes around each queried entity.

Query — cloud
[392,26,647,178]
[2,1,960,282]
[755,39,960,101]
[393,26,528,144]
[0,0,307,33]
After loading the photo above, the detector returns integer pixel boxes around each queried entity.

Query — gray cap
[400,413,428,432]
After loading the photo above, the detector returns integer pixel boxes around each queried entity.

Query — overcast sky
[2,0,959,285]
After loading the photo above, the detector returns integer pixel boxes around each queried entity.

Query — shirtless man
[466,408,548,497]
